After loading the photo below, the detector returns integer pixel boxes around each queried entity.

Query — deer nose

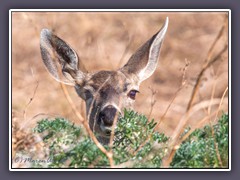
[99,105,117,127]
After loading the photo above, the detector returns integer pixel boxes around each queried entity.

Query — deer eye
[127,90,139,100]
[84,89,93,100]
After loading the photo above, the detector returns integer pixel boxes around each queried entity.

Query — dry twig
[161,97,227,167]
[147,86,157,120]
[133,60,190,156]
[186,19,228,111]
[60,83,114,167]
[162,17,229,167]
[210,86,228,167]
[22,68,39,127]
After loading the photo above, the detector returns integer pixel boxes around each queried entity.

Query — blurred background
[12,12,228,136]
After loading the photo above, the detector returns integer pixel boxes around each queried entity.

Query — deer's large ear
[120,17,168,83]
[40,29,87,86]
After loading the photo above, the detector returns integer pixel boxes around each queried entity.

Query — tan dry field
[12,12,229,137]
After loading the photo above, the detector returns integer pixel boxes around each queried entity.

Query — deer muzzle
[98,105,118,136]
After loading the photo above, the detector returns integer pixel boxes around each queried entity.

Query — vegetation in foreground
[13,110,228,168]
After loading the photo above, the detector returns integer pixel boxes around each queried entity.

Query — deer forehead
[83,70,138,93]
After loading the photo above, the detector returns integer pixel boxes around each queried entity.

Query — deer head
[40,17,168,144]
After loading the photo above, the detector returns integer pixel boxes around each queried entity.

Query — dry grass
[11,11,229,167]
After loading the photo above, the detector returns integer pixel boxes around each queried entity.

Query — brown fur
[40,18,168,144]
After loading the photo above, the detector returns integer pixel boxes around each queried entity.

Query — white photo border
[9,9,231,171]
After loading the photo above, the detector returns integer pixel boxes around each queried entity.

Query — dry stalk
[107,99,122,168]
[22,68,39,126]
[147,86,157,120]
[84,75,115,167]
[177,110,218,146]
[132,86,183,156]
[204,75,223,167]
[182,58,190,85]
[162,18,229,167]
[209,86,228,167]
[207,76,217,115]
[187,17,228,111]
[213,87,228,124]
[197,70,217,116]
[209,120,223,167]
[162,86,228,167]
[171,98,226,142]
[60,83,114,167]
[87,76,111,128]
[185,67,225,167]
[176,70,221,143]
[117,27,134,68]
[204,27,225,64]
[161,98,227,167]
[109,99,122,148]
[187,44,227,111]
[133,60,189,156]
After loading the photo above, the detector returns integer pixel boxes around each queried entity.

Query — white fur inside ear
[40,29,84,86]
[139,17,169,82]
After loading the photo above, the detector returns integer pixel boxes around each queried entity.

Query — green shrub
[170,113,229,168]
[33,109,169,168]
[20,110,228,168]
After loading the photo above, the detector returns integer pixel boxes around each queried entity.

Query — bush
[33,109,169,168]
[170,113,229,168]
[15,110,228,168]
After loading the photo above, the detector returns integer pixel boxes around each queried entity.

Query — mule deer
[40,17,168,144]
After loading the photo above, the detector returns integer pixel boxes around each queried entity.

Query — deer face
[40,17,168,144]
[75,71,139,142]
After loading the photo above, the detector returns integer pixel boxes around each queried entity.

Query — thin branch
[108,101,121,168]
[133,60,190,156]
[22,68,39,125]
[204,27,225,65]
[187,16,228,111]
[172,98,226,143]
[163,17,228,167]
[109,99,122,147]
[210,86,228,167]
[163,87,228,166]
[161,98,227,167]
[186,44,227,111]
[182,58,190,85]
[206,75,223,167]
[87,76,111,132]
[83,75,115,167]
[117,28,134,68]
[207,74,217,115]
[147,86,157,120]
[60,83,113,165]
[178,110,218,146]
